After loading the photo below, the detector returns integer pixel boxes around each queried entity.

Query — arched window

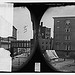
[65,28,70,32]
[65,36,71,40]
[65,20,70,25]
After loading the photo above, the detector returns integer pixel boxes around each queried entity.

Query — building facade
[39,22,51,39]
[12,26,17,40]
[0,26,17,50]
[53,17,75,50]
[38,22,51,52]
[39,38,51,51]
[40,26,51,39]
[41,27,46,39]
[45,27,51,39]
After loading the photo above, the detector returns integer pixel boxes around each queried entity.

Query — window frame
[65,20,70,25]
[65,28,70,32]
[65,35,71,40]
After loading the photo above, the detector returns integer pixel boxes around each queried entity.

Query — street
[12,53,29,71]
[51,58,75,72]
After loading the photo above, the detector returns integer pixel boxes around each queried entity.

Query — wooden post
[0,37,1,48]
[8,37,9,50]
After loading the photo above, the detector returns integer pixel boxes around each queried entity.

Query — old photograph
[0,2,75,73]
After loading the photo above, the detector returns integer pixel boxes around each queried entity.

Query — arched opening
[12,6,35,71]
[39,5,75,72]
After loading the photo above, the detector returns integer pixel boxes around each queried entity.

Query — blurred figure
[0,48,12,72]
[10,47,14,58]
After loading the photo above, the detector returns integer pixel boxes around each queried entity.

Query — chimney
[41,22,43,27]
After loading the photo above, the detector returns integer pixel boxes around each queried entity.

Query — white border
[0,72,74,74]
[0,0,75,3]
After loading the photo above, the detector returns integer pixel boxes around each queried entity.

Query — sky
[40,5,75,38]
[13,7,33,40]
[0,3,33,39]
[0,3,13,24]
[0,3,13,37]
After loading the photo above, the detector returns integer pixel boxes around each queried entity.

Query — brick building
[45,27,51,39]
[41,27,46,39]
[0,26,17,49]
[39,38,51,51]
[39,22,51,39]
[12,26,17,40]
[53,17,75,50]
[38,22,52,51]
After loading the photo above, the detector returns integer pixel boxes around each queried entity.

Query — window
[68,36,71,40]
[57,26,60,28]
[46,46,48,50]
[42,42,44,44]
[66,20,70,25]
[57,20,60,22]
[65,28,70,32]
[27,43,29,47]
[65,45,68,50]
[46,42,48,44]
[65,36,70,40]
[65,36,67,40]
[68,45,71,50]
[65,45,71,50]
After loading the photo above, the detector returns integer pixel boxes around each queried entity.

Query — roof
[13,26,17,30]
[53,16,75,19]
